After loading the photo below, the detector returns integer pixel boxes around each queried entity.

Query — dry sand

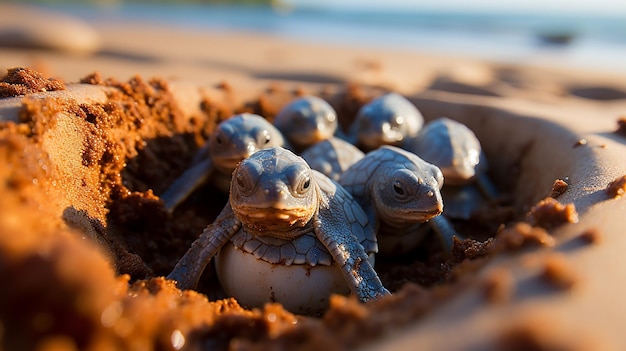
[2,4,626,351]
[3,5,626,102]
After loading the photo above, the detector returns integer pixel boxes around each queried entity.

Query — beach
[2,3,626,350]
[3,4,626,99]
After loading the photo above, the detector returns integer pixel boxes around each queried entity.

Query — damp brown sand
[0,68,605,350]
[0,67,65,98]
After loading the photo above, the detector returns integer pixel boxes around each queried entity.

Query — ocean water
[54,3,626,73]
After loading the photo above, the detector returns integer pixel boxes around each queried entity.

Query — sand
[2,4,626,351]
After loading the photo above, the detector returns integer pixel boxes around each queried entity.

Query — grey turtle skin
[405,117,484,185]
[159,113,285,212]
[275,95,364,181]
[404,117,498,220]
[274,96,338,152]
[339,145,455,255]
[300,137,365,182]
[347,92,424,151]
[167,146,389,314]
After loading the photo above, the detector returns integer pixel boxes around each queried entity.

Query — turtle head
[274,96,338,151]
[209,113,285,174]
[230,146,318,239]
[407,117,483,185]
[354,93,423,151]
[371,146,444,230]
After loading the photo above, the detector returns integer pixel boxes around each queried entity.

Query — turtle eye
[294,175,311,195]
[287,163,313,196]
[258,129,272,145]
[235,171,246,188]
[302,177,311,190]
[233,160,263,195]
[213,128,228,146]
[390,169,418,202]
[393,181,405,196]
[392,179,411,202]
[235,170,254,195]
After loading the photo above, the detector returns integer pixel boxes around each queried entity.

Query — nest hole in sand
[0,69,594,350]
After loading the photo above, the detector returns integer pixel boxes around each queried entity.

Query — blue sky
[283,0,626,15]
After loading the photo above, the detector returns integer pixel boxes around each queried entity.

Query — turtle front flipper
[476,171,499,200]
[191,141,211,165]
[160,158,214,213]
[167,203,241,290]
[429,215,465,255]
[313,176,390,301]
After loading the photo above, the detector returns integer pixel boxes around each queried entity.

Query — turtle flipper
[191,142,211,165]
[167,204,241,290]
[160,159,213,213]
[476,172,499,200]
[314,176,390,301]
[429,215,464,255]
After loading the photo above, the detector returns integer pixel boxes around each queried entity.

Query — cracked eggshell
[215,242,350,315]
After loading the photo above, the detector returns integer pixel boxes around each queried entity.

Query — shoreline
[2,19,626,103]
[20,2,626,76]
[2,4,626,91]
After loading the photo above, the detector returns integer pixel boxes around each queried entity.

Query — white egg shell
[215,242,350,315]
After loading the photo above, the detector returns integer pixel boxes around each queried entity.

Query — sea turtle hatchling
[275,95,365,181]
[405,117,484,186]
[159,113,285,212]
[347,92,424,151]
[404,117,498,220]
[339,145,458,255]
[167,146,389,314]
[273,95,338,152]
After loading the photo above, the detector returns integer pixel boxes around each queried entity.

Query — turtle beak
[260,182,290,209]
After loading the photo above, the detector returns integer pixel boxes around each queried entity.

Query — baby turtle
[347,92,424,151]
[275,95,364,181]
[273,96,338,152]
[300,137,365,182]
[167,146,389,314]
[159,113,285,212]
[405,117,484,185]
[339,145,456,255]
[404,117,498,219]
